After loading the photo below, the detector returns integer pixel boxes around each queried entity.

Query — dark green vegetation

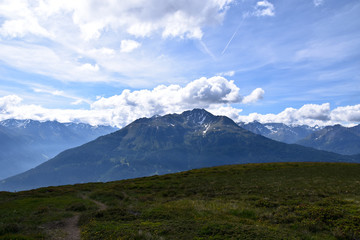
[1,109,359,191]
[297,124,360,155]
[1,162,359,239]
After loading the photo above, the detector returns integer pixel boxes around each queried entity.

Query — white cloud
[1,92,359,128]
[218,71,235,77]
[79,63,100,72]
[0,0,233,41]
[0,76,264,127]
[91,76,251,120]
[254,0,275,17]
[297,103,330,121]
[120,40,141,53]
[242,88,265,104]
[331,104,360,122]
[237,103,360,127]
[0,95,23,113]
[313,0,324,7]
[243,0,275,18]
[180,76,242,104]
[0,0,234,85]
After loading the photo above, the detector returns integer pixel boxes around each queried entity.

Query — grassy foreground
[0,162,360,239]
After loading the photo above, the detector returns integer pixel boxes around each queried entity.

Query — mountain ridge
[0,119,117,179]
[1,109,358,191]
[296,124,360,155]
[238,121,320,143]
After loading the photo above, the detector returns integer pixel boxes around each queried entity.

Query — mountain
[0,119,117,179]
[296,124,360,155]
[1,109,358,191]
[238,121,319,143]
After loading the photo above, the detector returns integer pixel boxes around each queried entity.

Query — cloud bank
[0,0,233,40]
[0,76,264,127]
[237,103,360,127]
[1,76,359,127]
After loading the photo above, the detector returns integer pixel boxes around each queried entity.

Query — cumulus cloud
[0,0,233,41]
[1,91,359,127]
[0,76,264,127]
[236,103,360,127]
[0,95,23,113]
[331,104,360,122]
[297,103,330,121]
[242,88,265,104]
[120,40,141,53]
[180,77,242,104]
[243,0,275,18]
[91,76,256,122]
[254,0,275,17]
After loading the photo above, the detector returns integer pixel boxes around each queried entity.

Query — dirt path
[44,195,108,240]
[44,215,81,240]
[90,198,107,211]
[60,215,81,240]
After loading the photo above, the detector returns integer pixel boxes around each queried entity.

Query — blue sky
[0,0,359,127]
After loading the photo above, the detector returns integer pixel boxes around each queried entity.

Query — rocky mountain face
[296,124,360,155]
[238,121,319,144]
[0,119,117,179]
[1,109,357,192]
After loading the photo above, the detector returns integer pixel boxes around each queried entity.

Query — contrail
[221,23,241,55]
[200,40,217,61]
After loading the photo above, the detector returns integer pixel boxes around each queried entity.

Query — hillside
[0,119,117,179]
[0,162,359,239]
[1,109,358,192]
[297,124,360,155]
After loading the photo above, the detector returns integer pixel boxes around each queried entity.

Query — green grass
[1,162,360,239]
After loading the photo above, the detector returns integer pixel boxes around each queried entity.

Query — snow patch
[203,124,211,135]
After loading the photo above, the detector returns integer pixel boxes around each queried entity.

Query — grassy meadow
[0,162,359,239]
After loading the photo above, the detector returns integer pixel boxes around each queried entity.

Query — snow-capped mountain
[238,121,320,144]
[1,109,357,192]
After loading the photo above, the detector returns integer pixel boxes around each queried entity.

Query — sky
[0,0,359,127]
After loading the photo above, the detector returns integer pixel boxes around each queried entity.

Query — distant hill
[1,109,358,192]
[238,121,319,143]
[0,119,117,179]
[296,124,360,155]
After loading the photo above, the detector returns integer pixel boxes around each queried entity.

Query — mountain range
[0,119,117,179]
[238,121,320,144]
[296,124,360,155]
[239,121,360,155]
[1,109,358,192]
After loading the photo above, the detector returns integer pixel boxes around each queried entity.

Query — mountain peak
[1,109,358,191]
[181,109,216,125]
